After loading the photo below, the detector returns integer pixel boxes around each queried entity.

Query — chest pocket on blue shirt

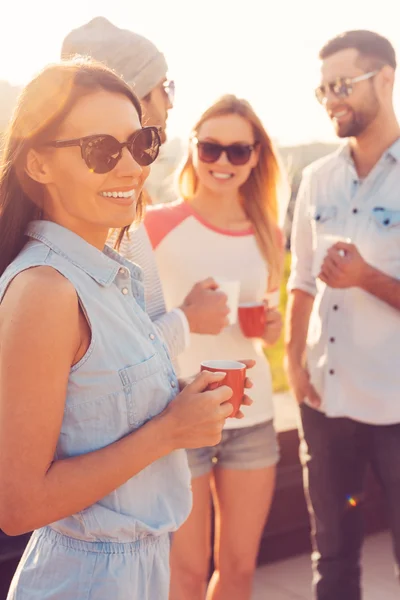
[367,207,400,273]
[310,205,338,233]
[372,206,400,229]
[119,353,172,428]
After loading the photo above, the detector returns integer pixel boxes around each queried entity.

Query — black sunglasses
[315,71,378,104]
[44,126,161,174]
[193,138,259,166]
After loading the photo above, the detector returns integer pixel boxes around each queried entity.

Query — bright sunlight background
[0,0,398,145]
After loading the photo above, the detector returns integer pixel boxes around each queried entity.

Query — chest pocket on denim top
[119,353,171,428]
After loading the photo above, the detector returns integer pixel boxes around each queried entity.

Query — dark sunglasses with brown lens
[44,126,161,174]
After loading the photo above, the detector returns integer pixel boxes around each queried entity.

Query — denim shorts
[187,420,279,479]
[7,527,171,600]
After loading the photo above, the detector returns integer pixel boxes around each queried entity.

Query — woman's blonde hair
[178,95,286,291]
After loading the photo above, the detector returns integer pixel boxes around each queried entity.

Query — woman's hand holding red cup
[200,358,254,418]
[260,305,282,346]
[238,299,282,346]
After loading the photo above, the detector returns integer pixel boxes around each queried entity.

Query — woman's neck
[189,186,250,231]
[43,212,109,250]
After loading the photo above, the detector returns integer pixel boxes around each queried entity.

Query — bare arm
[361,265,400,311]
[285,290,314,367]
[285,290,321,407]
[0,267,233,536]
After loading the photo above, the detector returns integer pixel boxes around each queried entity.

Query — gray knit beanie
[61,17,168,99]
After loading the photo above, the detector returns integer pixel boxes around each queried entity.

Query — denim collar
[26,220,143,287]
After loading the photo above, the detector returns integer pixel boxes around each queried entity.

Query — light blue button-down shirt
[0,220,192,542]
[288,140,400,425]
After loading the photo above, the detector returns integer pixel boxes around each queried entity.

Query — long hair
[178,95,287,291]
[0,59,143,276]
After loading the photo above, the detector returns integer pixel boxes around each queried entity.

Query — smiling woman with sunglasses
[144,95,288,600]
[0,60,240,600]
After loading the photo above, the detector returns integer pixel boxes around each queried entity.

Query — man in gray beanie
[61,17,229,360]
[62,16,172,143]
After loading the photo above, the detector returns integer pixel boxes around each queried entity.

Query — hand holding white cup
[214,279,240,325]
[313,234,351,279]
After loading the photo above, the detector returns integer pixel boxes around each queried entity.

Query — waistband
[36,526,169,555]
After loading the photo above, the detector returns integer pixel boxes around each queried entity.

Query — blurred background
[0,0,398,202]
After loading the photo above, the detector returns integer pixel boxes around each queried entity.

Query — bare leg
[206,466,276,600]
[169,473,212,600]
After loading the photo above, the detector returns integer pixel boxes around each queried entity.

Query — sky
[0,0,399,146]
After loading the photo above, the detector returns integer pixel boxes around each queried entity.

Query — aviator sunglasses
[315,70,379,104]
[193,138,259,166]
[163,79,175,105]
[44,126,161,174]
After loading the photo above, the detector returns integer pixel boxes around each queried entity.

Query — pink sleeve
[144,201,190,249]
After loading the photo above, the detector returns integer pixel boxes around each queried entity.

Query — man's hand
[261,306,283,346]
[319,242,370,289]
[284,358,321,408]
[180,278,230,335]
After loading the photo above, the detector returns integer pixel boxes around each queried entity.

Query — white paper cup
[312,234,350,278]
[214,279,240,325]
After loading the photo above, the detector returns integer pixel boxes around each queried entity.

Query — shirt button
[121,287,129,295]
[329,369,335,375]
[149,333,155,340]
[171,381,176,388]
[333,305,339,311]
[352,208,358,214]
[330,337,335,343]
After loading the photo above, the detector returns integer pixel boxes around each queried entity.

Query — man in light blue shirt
[286,30,400,599]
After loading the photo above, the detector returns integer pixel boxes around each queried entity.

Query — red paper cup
[200,360,246,418]
[238,303,266,338]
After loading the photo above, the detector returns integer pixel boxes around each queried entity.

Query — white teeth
[333,110,348,118]
[100,189,135,198]
[211,172,233,180]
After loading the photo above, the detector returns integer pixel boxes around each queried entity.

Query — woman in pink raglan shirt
[145,95,287,600]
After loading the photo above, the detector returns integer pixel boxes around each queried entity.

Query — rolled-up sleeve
[287,171,317,296]
[152,309,189,359]
[110,223,189,359]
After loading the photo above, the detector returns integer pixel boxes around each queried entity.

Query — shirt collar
[385,137,400,162]
[337,143,352,163]
[26,220,143,287]
[337,137,400,165]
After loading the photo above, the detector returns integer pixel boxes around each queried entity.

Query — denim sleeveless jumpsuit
[2,221,192,600]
